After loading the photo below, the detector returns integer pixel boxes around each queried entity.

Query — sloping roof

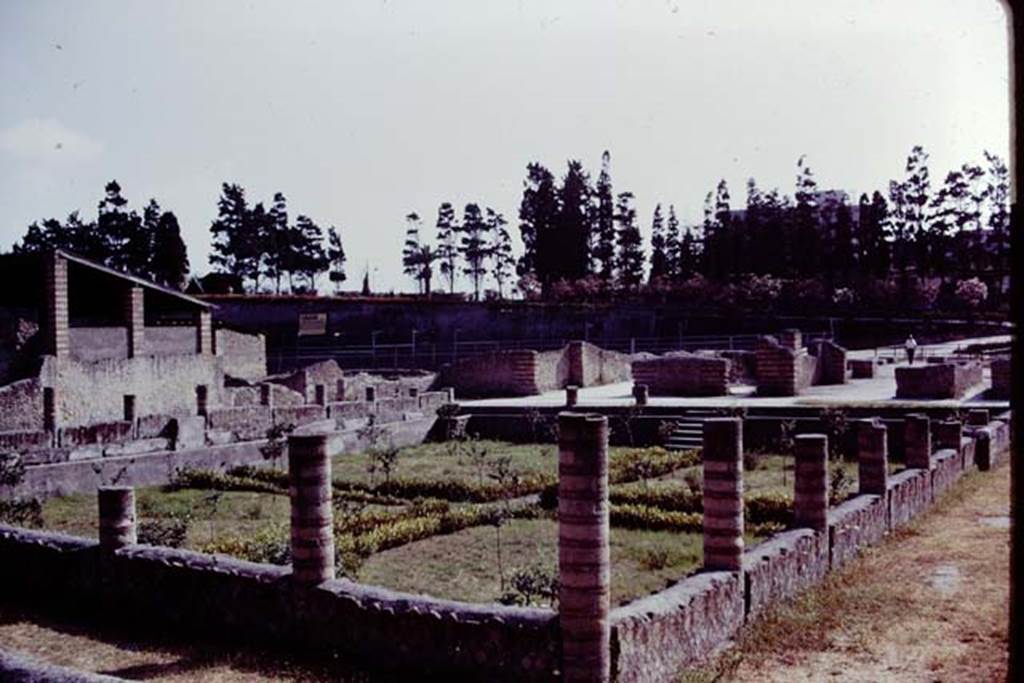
[54,249,214,309]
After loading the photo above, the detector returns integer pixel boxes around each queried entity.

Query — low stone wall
[568,341,633,386]
[887,469,932,529]
[0,525,557,681]
[930,449,961,500]
[990,357,1010,399]
[0,428,49,452]
[610,572,743,682]
[216,328,267,381]
[743,529,829,618]
[0,377,44,431]
[206,405,273,441]
[894,362,985,399]
[828,495,887,570]
[631,354,730,396]
[439,349,540,397]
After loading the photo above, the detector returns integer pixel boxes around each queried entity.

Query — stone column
[124,286,145,358]
[288,433,335,586]
[98,486,137,551]
[42,253,69,358]
[558,413,610,683]
[196,310,214,355]
[632,383,648,406]
[857,419,888,495]
[43,387,56,433]
[566,385,579,407]
[314,384,327,406]
[933,420,963,453]
[703,418,744,571]
[365,386,376,403]
[904,414,932,470]
[196,384,209,417]
[123,394,137,423]
[260,384,273,407]
[794,434,829,531]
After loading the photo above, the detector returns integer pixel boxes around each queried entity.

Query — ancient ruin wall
[990,357,1010,399]
[216,328,267,380]
[630,354,730,396]
[894,362,985,399]
[755,336,817,396]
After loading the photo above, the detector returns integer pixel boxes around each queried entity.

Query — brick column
[314,384,327,406]
[124,286,145,358]
[196,310,214,355]
[365,386,376,402]
[794,434,828,531]
[288,433,335,586]
[260,384,273,407]
[42,253,69,358]
[904,414,932,470]
[933,420,963,453]
[780,328,802,351]
[857,419,888,495]
[196,384,208,417]
[98,486,137,551]
[43,387,56,433]
[703,418,744,571]
[632,383,648,406]
[566,385,579,407]
[558,413,610,683]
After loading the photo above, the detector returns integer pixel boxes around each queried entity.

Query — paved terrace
[462,335,1011,412]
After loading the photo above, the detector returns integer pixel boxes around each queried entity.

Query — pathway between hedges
[691,463,1010,682]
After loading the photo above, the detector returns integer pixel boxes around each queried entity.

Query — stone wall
[631,353,730,396]
[743,529,829,618]
[828,495,887,570]
[216,328,267,380]
[611,572,744,682]
[568,341,633,386]
[0,525,558,681]
[0,376,44,431]
[894,362,985,399]
[812,340,847,385]
[887,468,932,528]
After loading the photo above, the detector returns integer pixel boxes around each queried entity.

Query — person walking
[905,335,918,364]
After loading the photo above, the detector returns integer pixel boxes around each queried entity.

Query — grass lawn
[358,518,766,607]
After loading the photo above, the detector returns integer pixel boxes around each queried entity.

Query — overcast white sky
[0,0,1011,293]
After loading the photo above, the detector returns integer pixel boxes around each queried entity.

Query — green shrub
[610,482,702,513]
[0,498,42,527]
[196,522,290,565]
[138,517,190,548]
[498,565,559,608]
[610,504,703,533]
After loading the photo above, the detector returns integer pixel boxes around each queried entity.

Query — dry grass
[680,463,1010,682]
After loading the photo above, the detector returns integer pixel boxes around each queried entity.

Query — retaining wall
[990,357,1010,399]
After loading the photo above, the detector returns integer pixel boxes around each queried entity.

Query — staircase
[664,408,720,451]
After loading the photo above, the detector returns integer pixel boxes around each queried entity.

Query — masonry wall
[0,526,558,681]
[990,357,1010,399]
[894,362,985,399]
[216,329,267,380]
[755,336,816,396]
[0,376,44,431]
[631,353,730,396]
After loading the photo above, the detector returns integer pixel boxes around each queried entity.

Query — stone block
[172,416,206,451]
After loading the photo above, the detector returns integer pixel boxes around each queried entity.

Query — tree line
[13,180,190,289]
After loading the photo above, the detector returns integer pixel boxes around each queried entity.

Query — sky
[0,0,1012,294]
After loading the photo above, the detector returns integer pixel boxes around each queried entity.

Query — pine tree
[857,191,890,278]
[98,180,149,275]
[793,156,821,277]
[648,203,667,282]
[555,160,592,282]
[488,208,514,299]
[887,179,910,273]
[460,203,490,300]
[291,215,328,291]
[665,204,681,280]
[403,212,426,293]
[150,210,189,289]
[435,202,459,294]
[983,151,1010,293]
[902,146,932,275]
[517,163,557,284]
[592,150,616,282]
[326,226,347,294]
[210,183,261,291]
[614,192,644,291]
[264,192,290,294]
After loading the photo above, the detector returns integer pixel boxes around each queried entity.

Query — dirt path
[691,464,1010,682]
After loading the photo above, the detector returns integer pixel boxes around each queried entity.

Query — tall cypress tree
[614,192,644,291]
[648,203,667,282]
[592,150,616,283]
[665,204,681,279]
[150,210,189,289]
[488,208,515,299]
[326,226,347,294]
[902,145,932,275]
[555,160,592,282]
[460,203,490,300]
[518,163,558,287]
[264,192,290,293]
[793,156,821,277]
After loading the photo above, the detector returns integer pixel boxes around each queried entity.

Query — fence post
[558,413,610,683]
[98,486,137,551]
[702,418,744,571]
[794,434,828,531]
[288,433,334,586]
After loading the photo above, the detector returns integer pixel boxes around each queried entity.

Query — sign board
[298,313,327,336]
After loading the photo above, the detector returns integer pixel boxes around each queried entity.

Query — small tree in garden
[819,407,849,460]
[955,277,988,311]
[499,565,559,608]
[461,436,492,486]
[489,455,522,591]
[368,444,401,488]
